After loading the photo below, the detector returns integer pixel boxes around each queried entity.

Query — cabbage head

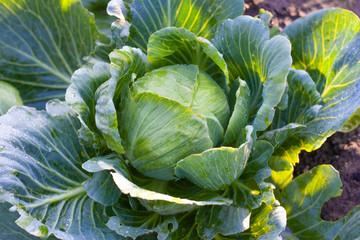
[64,15,293,238]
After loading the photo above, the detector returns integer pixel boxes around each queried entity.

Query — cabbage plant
[1,0,360,239]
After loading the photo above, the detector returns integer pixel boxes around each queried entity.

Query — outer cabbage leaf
[191,140,275,239]
[0,105,118,239]
[82,157,232,215]
[0,202,58,240]
[107,197,178,240]
[278,165,360,239]
[282,8,360,133]
[268,31,360,188]
[223,79,250,146]
[0,81,23,115]
[0,87,40,240]
[175,126,252,191]
[66,62,111,149]
[215,203,286,240]
[95,47,147,154]
[82,169,122,206]
[283,8,360,93]
[66,46,147,154]
[212,16,292,132]
[107,0,244,52]
[340,108,360,132]
[196,206,250,239]
[237,204,286,240]
[312,32,360,139]
[0,0,103,107]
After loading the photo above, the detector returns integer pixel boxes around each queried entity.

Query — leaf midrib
[25,186,86,209]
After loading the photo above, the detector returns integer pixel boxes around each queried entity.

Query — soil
[245,0,360,29]
[244,0,360,221]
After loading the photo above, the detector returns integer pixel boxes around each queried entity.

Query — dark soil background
[245,0,360,221]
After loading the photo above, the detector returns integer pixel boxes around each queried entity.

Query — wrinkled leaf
[220,203,286,240]
[196,206,250,239]
[212,16,292,132]
[107,197,177,240]
[107,0,244,52]
[283,8,360,135]
[175,126,252,191]
[83,158,232,215]
[0,202,55,240]
[270,63,360,188]
[94,46,147,154]
[66,62,111,149]
[0,106,118,239]
[0,0,101,107]
[278,165,360,239]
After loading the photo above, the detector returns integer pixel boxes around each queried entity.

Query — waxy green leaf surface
[283,8,360,133]
[107,197,178,240]
[270,63,360,188]
[0,105,118,239]
[66,62,111,149]
[278,165,360,239]
[108,0,244,52]
[94,47,147,154]
[83,158,232,216]
[0,0,101,107]
[212,16,292,132]
[0,202,59,240]
[196,205,250,239]
[175,126,252,191]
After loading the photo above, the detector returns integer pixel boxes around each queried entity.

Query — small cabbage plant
[1,0,360,239]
